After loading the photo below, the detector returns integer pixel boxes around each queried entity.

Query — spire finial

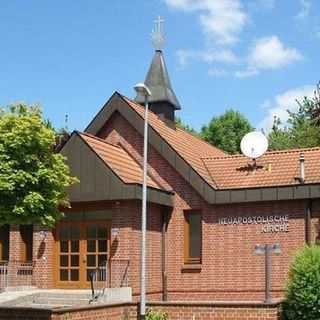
[151,16,165,51]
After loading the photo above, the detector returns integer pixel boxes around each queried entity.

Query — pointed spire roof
[135,50,181,110]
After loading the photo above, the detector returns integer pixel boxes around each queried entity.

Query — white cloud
[234,68,258,78]
[249,36,302,70]
[235,36,302,78]
[208,68,228,77]
[257,85,314,131]
[176,48,239,67]
[165,0,248,45]
[295,0,311,20]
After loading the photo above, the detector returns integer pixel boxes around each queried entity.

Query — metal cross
[151,16,165,50]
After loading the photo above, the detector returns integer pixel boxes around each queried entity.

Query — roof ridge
[76,131,121,149]
[265,146,320,155]
[121,95,226,155]
[202,146,320,161]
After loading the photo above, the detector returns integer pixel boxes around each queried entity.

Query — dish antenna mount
[240,131,268,167]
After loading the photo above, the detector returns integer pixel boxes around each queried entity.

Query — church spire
[135,17,181,122]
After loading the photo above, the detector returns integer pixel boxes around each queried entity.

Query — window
[20,225,33,262]
[184,211,202,264]
[0,225,9,261]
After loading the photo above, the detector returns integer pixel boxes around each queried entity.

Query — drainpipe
[305,200,312,245]
[161,208,168,301]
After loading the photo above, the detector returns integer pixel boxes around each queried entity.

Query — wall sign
[218,214,289,233]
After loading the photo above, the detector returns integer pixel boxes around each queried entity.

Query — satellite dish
[240,131,268,159]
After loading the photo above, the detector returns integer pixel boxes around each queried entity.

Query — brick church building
[1,43,320,304]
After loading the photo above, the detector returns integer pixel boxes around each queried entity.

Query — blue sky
[0,0,319,132]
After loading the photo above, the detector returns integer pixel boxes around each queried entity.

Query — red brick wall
[32,226,55,288]
[128,202,163,299]
[51,303,137,320]
[169,200,317,301]
[0,302,280,320]
[147,301,280,320]
[98,112,319,301]
[9,225,21,262]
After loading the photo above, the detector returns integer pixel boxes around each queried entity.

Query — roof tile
[123,97,226,186]
[202,148,320,189]
[78,132,162,190]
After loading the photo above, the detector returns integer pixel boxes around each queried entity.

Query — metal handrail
[88,259,130,303]
[89,261,107,303]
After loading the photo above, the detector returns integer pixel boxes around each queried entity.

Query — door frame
[53,220,111,289]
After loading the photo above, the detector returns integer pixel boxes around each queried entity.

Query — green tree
[201,109,253,154]
[283,245,320,320]
[175,117,198,135]
[268,92,320,150]
[267,117,292,150]
[0,104,77,227]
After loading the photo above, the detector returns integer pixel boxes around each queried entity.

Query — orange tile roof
[202,148,320,189]
[122,96,226,185]
[78,132,162,190]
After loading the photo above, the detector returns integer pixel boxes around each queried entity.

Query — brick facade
[32,225,55,289]
[3,111,320,305]
[97,111,320,301]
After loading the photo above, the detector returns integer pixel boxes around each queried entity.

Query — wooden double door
[55,221,111,288]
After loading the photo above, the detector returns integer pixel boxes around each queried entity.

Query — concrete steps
[0,287,132,308]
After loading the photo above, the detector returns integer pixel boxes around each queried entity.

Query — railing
[0,260,34,291]
[89,259,130,303]
[0,262,8,292]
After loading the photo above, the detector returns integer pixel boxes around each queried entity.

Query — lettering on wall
[218,214,289,233]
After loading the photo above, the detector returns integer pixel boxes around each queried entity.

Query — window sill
[181,263,202,273]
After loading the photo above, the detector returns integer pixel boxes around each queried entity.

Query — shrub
[146,308,168,320]
[283,245,320,320]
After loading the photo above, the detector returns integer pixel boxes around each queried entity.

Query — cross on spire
[151,16,165,51]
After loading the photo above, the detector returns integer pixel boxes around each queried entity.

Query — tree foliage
[201,109,253,154]
[268,83,320,150]
[283,245,320,320]
[175,117,198,136]
[0,104,77,227]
